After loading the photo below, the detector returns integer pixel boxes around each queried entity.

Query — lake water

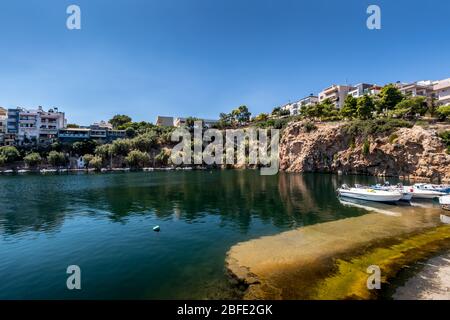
[0,170,441,299]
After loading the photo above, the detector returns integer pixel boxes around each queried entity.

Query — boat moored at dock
[337,184,403,203]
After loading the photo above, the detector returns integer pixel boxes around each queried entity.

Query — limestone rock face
[279,121,450,183]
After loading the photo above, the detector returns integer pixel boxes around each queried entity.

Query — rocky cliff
[279,121,450,183]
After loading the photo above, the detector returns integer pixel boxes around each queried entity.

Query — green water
[0,170,408,299]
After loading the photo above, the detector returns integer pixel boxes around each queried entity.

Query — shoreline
[226,207,450,300]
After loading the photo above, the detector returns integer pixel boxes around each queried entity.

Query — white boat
[373,183,412,201]
[440,195,450,211]
[407,184,447,199]
[338,185,403,202]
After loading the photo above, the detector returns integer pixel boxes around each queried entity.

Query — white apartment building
[5,106,66,145]
[281,95,319,116]
[434,78,450,106]
[318,85,355,108]
[398,81,437,99]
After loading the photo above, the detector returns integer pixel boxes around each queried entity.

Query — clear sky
[0,0,449,125]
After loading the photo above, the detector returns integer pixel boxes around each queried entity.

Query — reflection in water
[0,171,444,299]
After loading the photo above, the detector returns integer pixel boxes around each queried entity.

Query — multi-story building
[4,106,66,146]
[280,95,319,116]
[174,117,219,128]
[0,107,7,145]
[348,83,376,98]
[156,116,174,127]
[434,78,450,106]
[37,107,66,145]
[58,123,125,143]
[398,81,437,99]
[318,85,355,108]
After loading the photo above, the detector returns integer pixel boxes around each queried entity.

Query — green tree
[0,146,20,163]
[356,95,375,120]
[436,105,450,121]
[131,132,157,152]
[66,123,80,128]
[378,84,404,112]
[341,95,358,119]
[155,148,171,166]
[254,113,269,122]
[110,139,132,156]
[83,154,94,167]
[232,105,251,125]
[125,127,136,138]
[392,96,427,119]
[89,156,103,170]
[71,140,98,156]
[94,144,111,160]
[0,155,5,166]
[125,150,150,168]
[24,152,42,167]
[109,115,132,129]
[47,151,67,167]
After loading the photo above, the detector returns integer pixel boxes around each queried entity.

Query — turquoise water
[0,170,396,299]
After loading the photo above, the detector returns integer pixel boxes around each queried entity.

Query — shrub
[389,133,398,144]
[0,155,6,166]
[24,152,42,167]
[95,144,111,160]
[362,139,370,156]
[155,148,171,166]
[83,154,94,167]
[0,146,20,163]
[437,105,450,121]
[47,151,67,167]
[344,119,413,137]
[110,139,132,156]
[125,150,150,168]
[89,156,103,171]
[304,121,317,132]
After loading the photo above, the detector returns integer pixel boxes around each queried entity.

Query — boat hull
[338,190,402,202]
[440,196,450,211]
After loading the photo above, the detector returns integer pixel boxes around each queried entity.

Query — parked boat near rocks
[337,184,403,203]
[440,195,450,211]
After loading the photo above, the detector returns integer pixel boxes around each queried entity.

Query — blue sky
[0,0,449,125]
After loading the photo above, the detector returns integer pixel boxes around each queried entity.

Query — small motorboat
[338,184,403,203]
[439,195,450,211]
[407,184,447,199]
[372,182,412,201]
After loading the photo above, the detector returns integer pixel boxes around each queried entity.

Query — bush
[344,118,413,137]
[110,139,132,156]
[362,139,370,156]
[437,105,450,121]
[83,154,94,167]
[0,146,20,163]
[131,132,157,152]
[89,156,103,171]
[155,148,171,166]
[304,121,317,132]
[0,155,6,166]
[94,144,111,160]
[439,131,450,152]
[125,150,150,168]
[47,151,67,167]
[389,133,398,144]
[24,152,42,167]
